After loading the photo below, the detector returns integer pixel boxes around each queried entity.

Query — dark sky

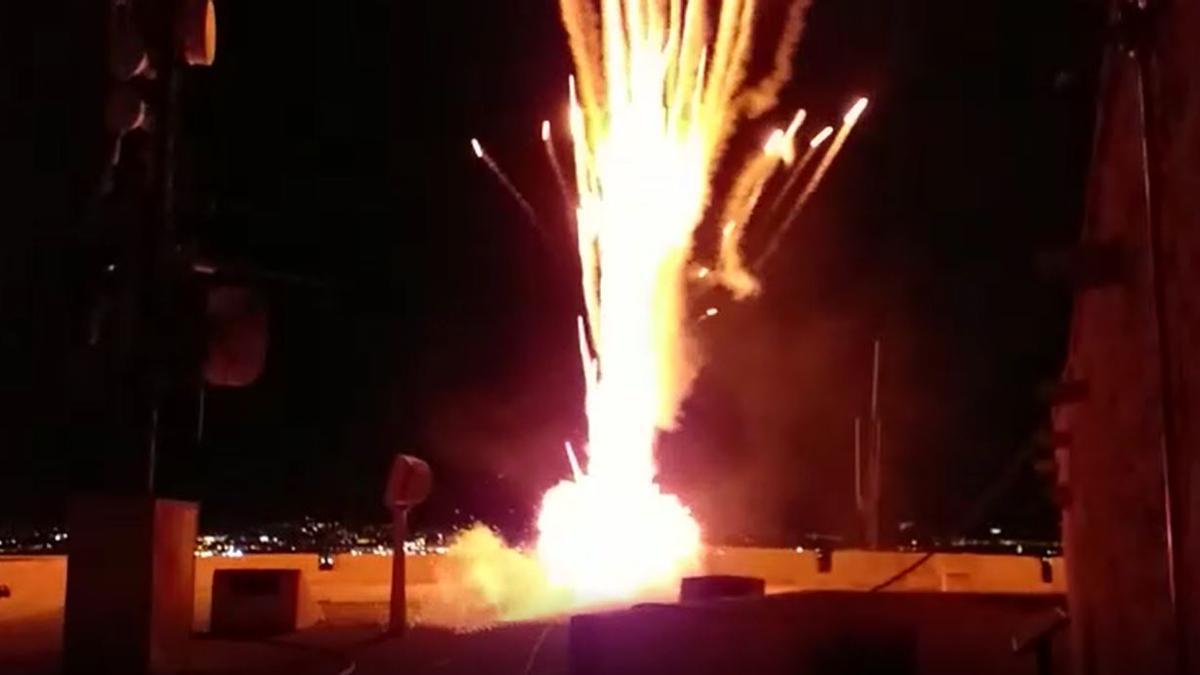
[0,0,1101,544]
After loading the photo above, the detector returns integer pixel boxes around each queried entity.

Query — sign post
[383,454,432,636]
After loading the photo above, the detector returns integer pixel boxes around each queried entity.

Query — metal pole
[871,338,882,420]
[868,338,883,548]
[871,416,884,548]
[855,416,864,511]
[146,404,160,493]
[389,508,408,635]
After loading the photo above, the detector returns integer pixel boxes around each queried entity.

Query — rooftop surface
[0,548,1063,674]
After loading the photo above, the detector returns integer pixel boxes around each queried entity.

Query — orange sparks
[756,97,871,268]
[536,0,811,603]
[450,1,869,621]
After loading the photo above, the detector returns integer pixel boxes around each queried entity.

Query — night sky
[0,0,1102,544]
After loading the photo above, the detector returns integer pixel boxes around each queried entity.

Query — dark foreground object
[571,591,1068,675]
[62,497,198,675]
[679,575,765,602]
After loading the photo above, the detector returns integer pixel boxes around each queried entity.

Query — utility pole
[62,3,216,674]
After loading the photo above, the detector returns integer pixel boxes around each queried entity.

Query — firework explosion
[452,0,868,621]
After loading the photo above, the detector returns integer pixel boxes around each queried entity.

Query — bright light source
[764,129,785,155]
[810,126,834,148]
[843,97,869,125]
[470,138,483,158]
[705,307,719,318]
[785,109,807,138]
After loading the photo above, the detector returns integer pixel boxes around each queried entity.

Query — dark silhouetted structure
[1055,1,1200,673]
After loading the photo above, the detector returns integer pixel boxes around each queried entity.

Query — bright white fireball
[537,476,700,601]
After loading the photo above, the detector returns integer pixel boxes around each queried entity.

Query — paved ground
[356,621,568,675]
[0,605,568,675]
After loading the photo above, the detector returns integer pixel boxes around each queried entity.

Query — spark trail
[472,137,541,232]
[755,97,868,270]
